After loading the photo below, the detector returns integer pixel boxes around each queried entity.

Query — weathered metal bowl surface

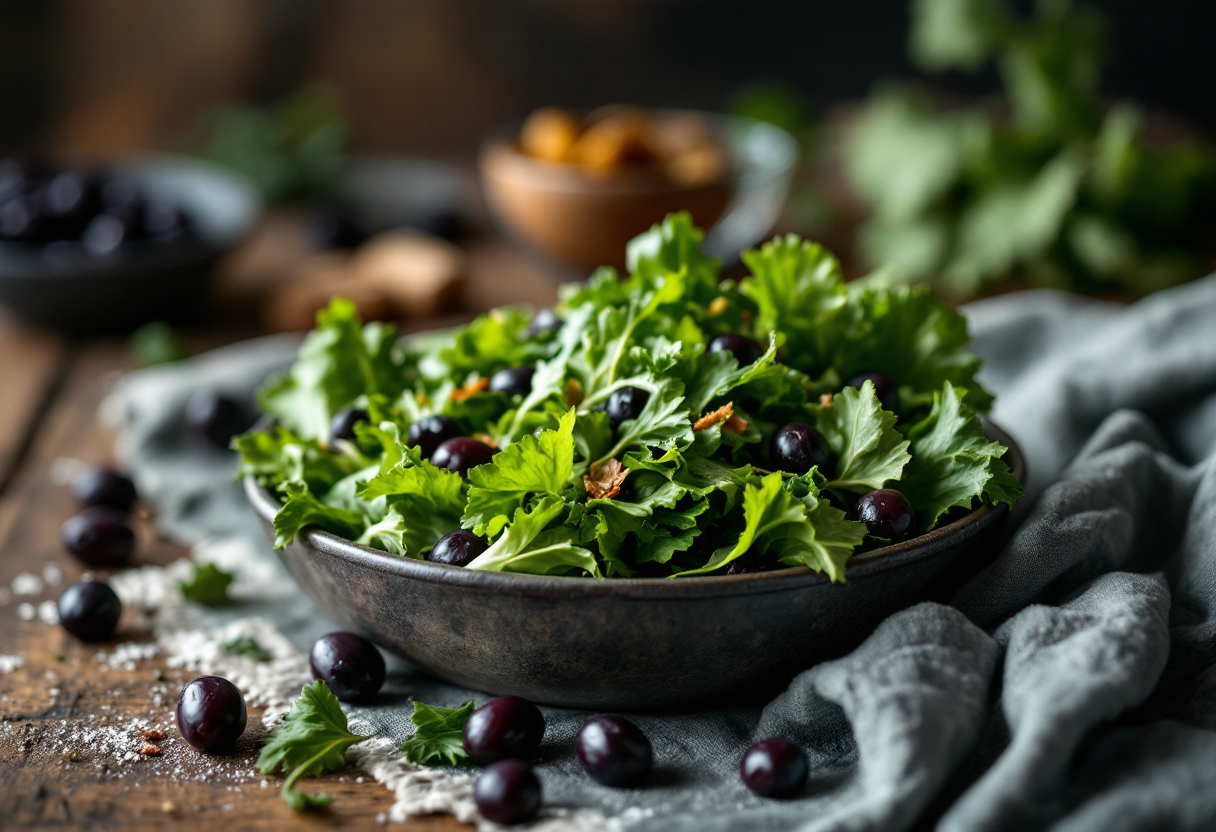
[247,425,1023,710]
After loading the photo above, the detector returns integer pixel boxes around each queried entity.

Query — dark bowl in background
[246,424,1022,711]
[0,155,260,332]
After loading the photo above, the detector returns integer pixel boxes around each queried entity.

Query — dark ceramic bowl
[0,155,260,332]
[247,424,1023,710]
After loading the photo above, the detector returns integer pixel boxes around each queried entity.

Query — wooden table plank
[0,341,469,830]
[0,316,70,495]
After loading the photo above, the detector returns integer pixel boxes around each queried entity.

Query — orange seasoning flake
[140,729,166,740]
[449,377,490,402]
[139,745,162,756]
[694,401,748,434]
[584,458,630,500]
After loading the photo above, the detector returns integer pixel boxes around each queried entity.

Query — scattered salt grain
[38,600,59,626]
[17,603,35,621]
[11,572,44,596]
[96,642,159,670]
[0,655,23,673]
[43,563,64,587]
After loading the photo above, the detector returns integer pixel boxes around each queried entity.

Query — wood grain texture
[0,341,470,831]
[0,317,69,494]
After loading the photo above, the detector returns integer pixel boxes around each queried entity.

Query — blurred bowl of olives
[0,154,260,332]
[480,107,798,273]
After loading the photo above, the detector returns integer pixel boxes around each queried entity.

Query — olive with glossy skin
[0,195,46,242]
[851,489,917,542]
[175,675,247,753]
[576,715,652,787]
[525,308,562,337]
[770,423,832,476]
[429,530,488,567]
[310,632,386,703]
[474,760,542,825]
[186,391,253,448]
[406,415,462,460]
[489,366,535,397]
[740,738,808,798]
[61,507,136,567]
[82,213,138,256]
[463,695,546,765]
[604,387,649,429]
[432,437,496,476]
[72,466,137,512]
[845,371,899,413]
[709,334,765,366]
[57,580,122,642]
[330,407,369,443]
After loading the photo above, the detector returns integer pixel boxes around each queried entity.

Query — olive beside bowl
[479,110,798,273]
[247,424,1022,711]
[0,155,260,332]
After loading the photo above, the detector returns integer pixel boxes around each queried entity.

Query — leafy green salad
[237,212,1022,580]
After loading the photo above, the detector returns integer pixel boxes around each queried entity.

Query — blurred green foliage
[201,83,350,204]
[129,321,188,367]
[843,0,1216,297]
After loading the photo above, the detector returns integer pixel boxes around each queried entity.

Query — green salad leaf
[239,213,1023,582]
[897,381,1021,527]
[178,562,236,606]
[399,700,475,767]
[257,681,371,811]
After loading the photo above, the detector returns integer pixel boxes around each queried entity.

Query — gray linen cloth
[106,275,1216,831]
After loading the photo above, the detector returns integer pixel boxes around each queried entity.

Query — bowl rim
[478,109,798,197]
[246,420,1023,600]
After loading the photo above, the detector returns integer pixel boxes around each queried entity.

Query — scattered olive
[431,437,496,476]
[709,334,765,366]
[740,738,808,798]
[61,507,136,567]
[57,580,122,642]
[175,675,247,754]
[330,407,369,443]
[309,632,386,703]
[474,759,542,825]
[576,714,653,787]
[845,371,899,413]
[770,423,832,476]
[489,366,535,397]
[71,466,137,513]
[851,489,916,542]
[406,415,462,460]
[463,695,546,765]
[604,387,649,429]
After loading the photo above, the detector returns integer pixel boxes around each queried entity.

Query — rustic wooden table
[0,232,561,829]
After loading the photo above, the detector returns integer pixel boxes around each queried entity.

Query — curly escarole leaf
[739,235,850,371]
[827,283,993,412]
[466,496,599,576]
[815,382,911,494]
[257,681,370,811]
[463,409,576,538]
[273,481,367,548]
[399,700,474,767]
[677,472,865,581]
[898,382,1023,528]
[259,298,402,441]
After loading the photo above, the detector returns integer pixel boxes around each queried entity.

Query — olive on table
[71,466,137,513]
[57,580,122,642]
[474,759,542,825]
[61,507,136,567]
[309,632,386,703]
[576,714,652,787]
[463,695,546,765]
[740,738,808,798]
[175,675,247,753]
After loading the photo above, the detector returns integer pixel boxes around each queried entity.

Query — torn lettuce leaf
[898,381,1023,528]
[814,381,911,494]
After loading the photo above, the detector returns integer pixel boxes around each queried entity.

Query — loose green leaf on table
[399,700,475,767]
[221,635,272,663]
[257,680,371,811]
[177,563,236,606]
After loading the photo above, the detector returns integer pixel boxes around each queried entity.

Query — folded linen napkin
[103,275,1216,831]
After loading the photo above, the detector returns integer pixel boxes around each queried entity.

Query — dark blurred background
[2,0,1212,159]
